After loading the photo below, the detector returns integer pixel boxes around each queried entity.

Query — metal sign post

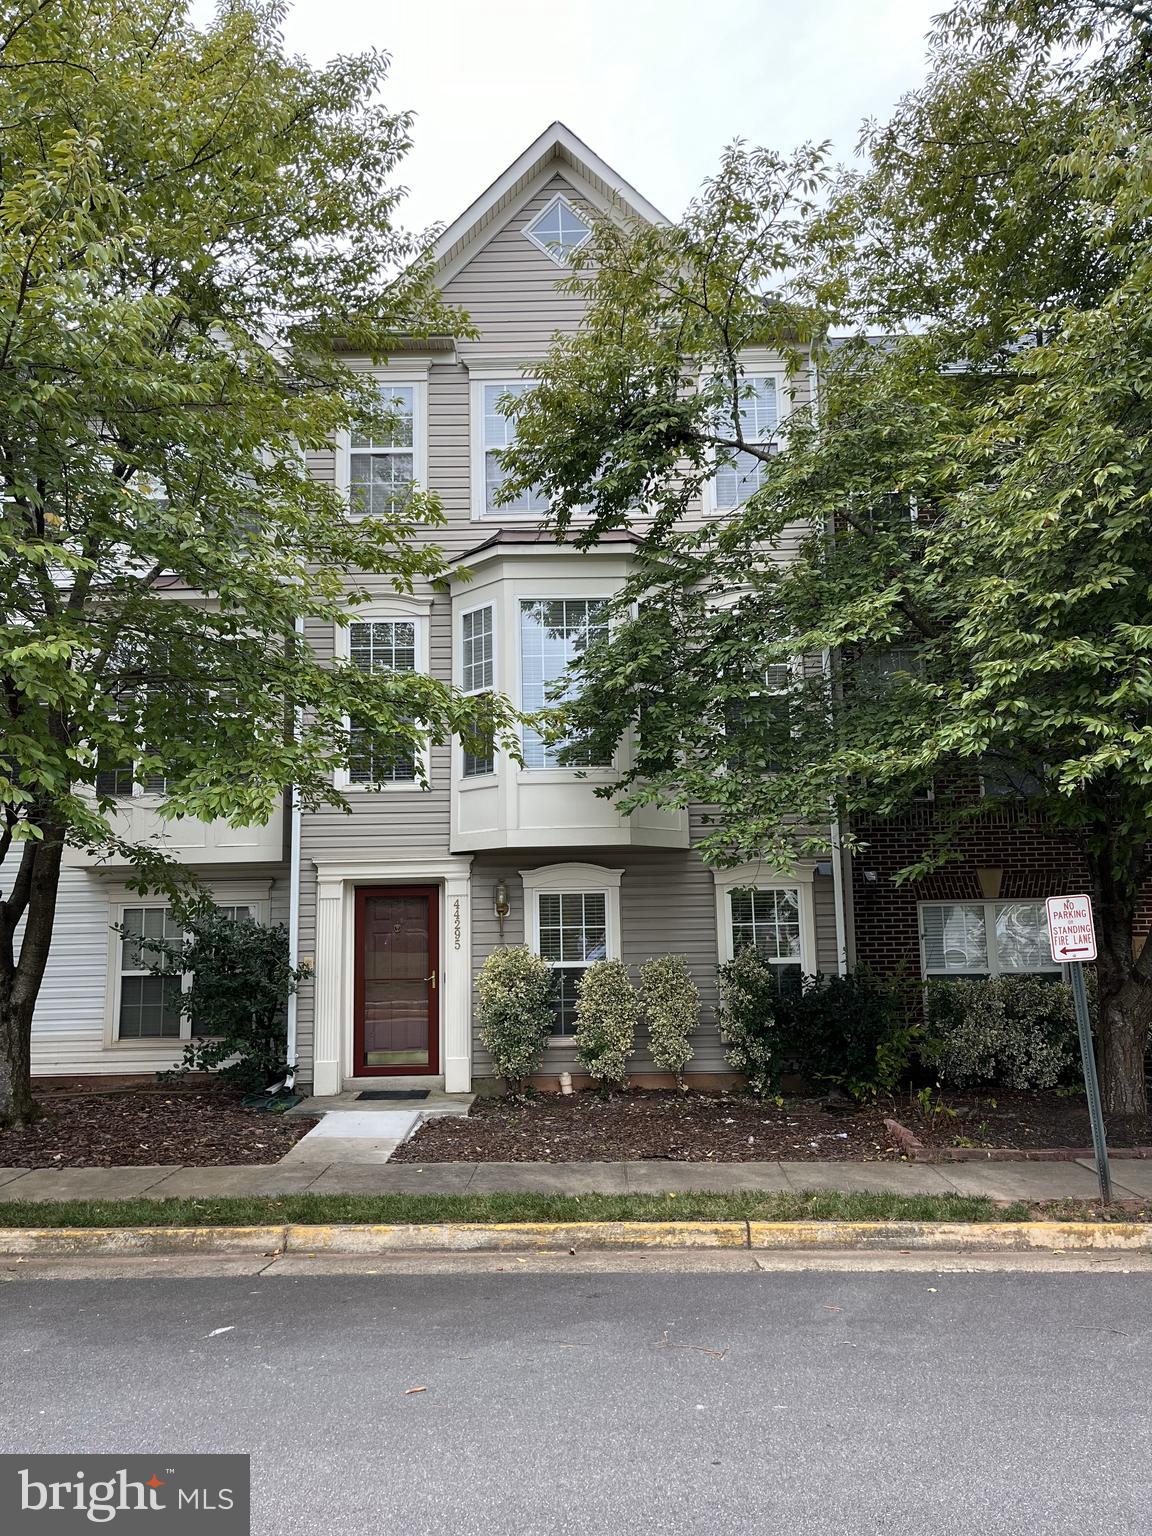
[1045,895,1111,1205]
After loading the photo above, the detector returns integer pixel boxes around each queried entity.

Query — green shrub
[575,959,641,1089]
[640,953,698,1085]
[476,945,555,1094]
[715,946,790,1098]
[149,907,307,1093]
[788,969,916,1100]
[921,975,1079,1090]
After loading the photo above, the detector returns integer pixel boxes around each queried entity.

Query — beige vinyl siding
[293,591,455,1074]
[290,145,829,1086]
[468,848,843,1082]
[440,176,590,360]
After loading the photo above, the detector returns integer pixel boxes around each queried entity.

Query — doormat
[356,1089,431,1101]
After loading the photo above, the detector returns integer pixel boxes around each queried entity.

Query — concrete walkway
[0,1157,1139,1202]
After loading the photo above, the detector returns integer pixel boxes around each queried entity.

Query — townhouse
[27,125,1080,1093]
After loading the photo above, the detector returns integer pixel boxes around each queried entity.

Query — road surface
[1,1260,1149,1533]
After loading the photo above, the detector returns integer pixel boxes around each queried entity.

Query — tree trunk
[1087,848,1151,1119]
[0,833,64,1129]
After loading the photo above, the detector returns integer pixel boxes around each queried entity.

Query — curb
[0,1225,285,1256]
[3,1218,1152,1257]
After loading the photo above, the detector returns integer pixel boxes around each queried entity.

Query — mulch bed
[0,1089,317,1168]
[392,1090,899,1163]
[905,1089,1152,1152]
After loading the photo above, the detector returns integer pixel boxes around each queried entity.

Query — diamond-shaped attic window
[523,195,592,264]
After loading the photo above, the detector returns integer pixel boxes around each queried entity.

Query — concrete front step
[288,1091,474,1120]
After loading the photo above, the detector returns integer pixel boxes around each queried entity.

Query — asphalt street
[1,1265,1149,1534]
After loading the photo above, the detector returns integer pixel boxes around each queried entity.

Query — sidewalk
[0,1157,1139,1203]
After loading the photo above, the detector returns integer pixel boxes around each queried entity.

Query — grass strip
[0,1190,1031,1228]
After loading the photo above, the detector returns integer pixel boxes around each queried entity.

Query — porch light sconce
[814,861,833,878]
[494,880,511,938]
[862,869,879,884]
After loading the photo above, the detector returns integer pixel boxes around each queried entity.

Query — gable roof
[432,122,668,280]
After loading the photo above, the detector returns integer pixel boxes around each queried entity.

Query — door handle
[424,971,437,989]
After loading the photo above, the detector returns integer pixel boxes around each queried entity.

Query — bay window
[519,598,609,768]
[460,604,495,778]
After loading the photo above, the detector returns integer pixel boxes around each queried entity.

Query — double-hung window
[537,892,608,1035]
[723,662,794,773]
[728,886,804,996]
[712,376,779,511]
[520,598,609,768]
[347,619,420,786]
[480,381,549,517]
[920,901,1059,979]
[116,903,253,1040]
[460,605,495,778]
[95,755,167,799]
[349,385,415,519]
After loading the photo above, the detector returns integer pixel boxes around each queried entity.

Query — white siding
[24,868,291,1078]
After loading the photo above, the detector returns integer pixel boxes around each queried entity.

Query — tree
[497,0,1152,1114]
[0,0,512,1126]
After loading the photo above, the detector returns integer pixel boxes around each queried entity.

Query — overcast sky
[206,0,944,236]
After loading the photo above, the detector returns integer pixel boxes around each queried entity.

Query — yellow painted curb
[747,1220,1152,1252]
[283,1220,749,1253]
[0,1225,286,1256]
[2,1219,1152,1257]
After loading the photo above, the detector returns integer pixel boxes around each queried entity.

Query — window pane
[714,377,778,510]
[96,761,135,797]
[525,197,592,261]
[520,599,609,767]
[351,385,414,449]
[349,621,416,674]
[536,890,608,1033]
[350,451,414,518]
[118,974,182,1039]
[348,718,417,784]
[995,902,1056,972]
[552,968,584,1035]
[462,607,494,692]
[482,383,548,513]
[730,888,800,962]
[121,908,183,972]
[922,904,989,974]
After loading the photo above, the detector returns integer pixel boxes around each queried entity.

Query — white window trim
[457,599,498,784]
[102,882,272,1049]
[333,595,434,793]
[522,191,593,266]
[918,899,1061,979]
[713,864,817,974]
[335,371,429,521]
[702,368,790,517]
[521,864,624,1042]
[517,593,616,775]
[469,371,545,522]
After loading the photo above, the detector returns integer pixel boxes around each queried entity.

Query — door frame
[352,884,440,1076]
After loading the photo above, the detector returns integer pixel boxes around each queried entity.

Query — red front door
[354,886,439,1075]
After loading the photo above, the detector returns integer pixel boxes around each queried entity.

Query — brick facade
[850,801,1152,981]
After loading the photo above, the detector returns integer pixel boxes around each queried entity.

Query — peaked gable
[433,122,667,287]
